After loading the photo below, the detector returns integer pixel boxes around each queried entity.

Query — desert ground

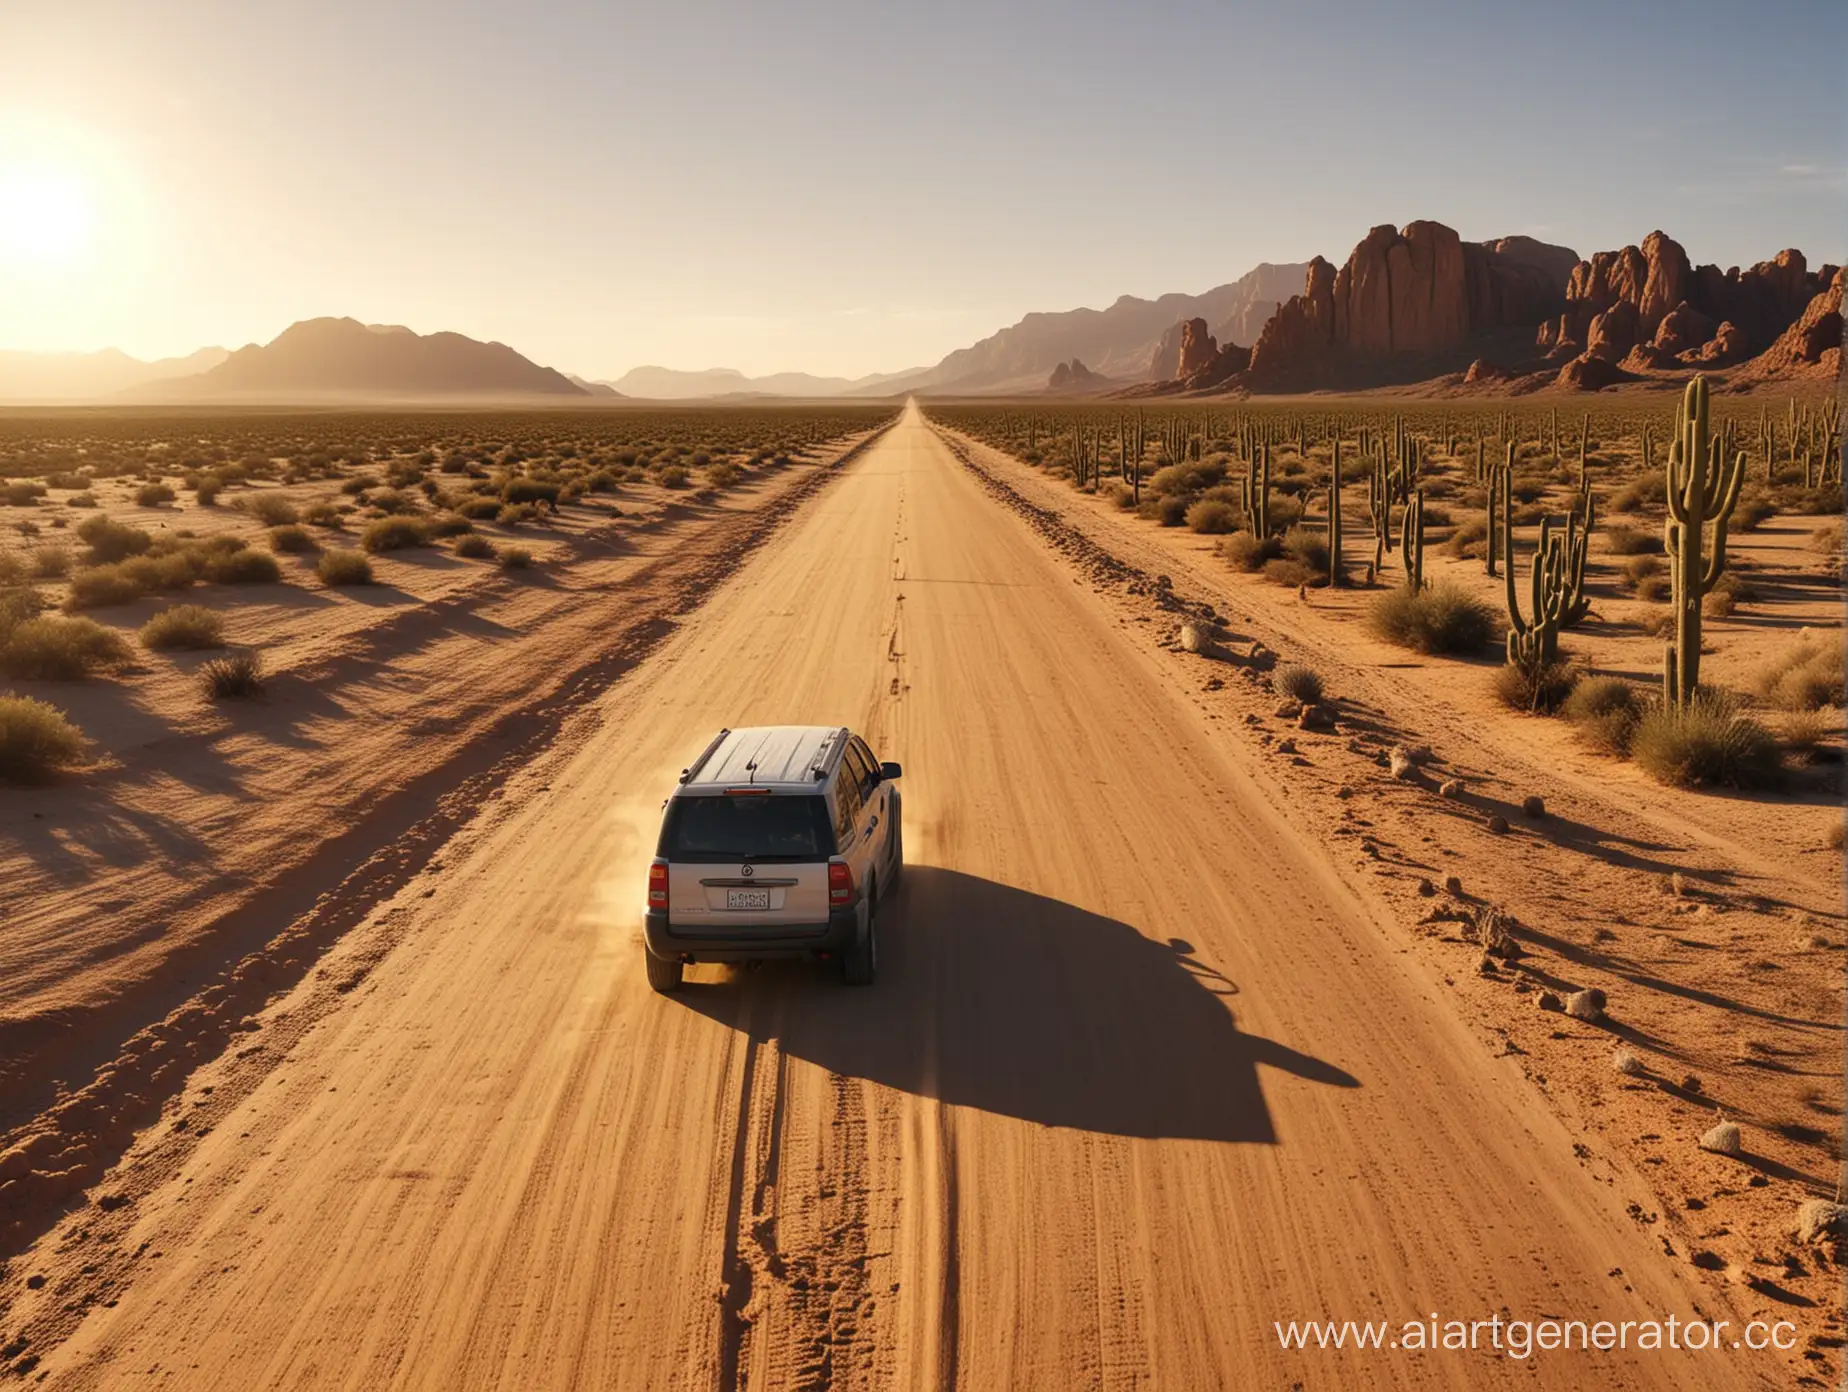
[0,399,1840,1388]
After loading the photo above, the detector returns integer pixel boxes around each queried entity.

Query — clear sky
[2,0,1842,379]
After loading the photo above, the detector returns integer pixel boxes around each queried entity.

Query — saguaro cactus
[1484,442,1512,577]
[1400,488,1425,593]
[1241,442,1273,536]
[1662,376,1745,707]
[1328,438,1345,587]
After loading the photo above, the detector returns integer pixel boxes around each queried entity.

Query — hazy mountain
[0,346,229,403]
[607,365,923,399]
[145,318,589,401]
[566,374,626,397]
[865,263,1309,396]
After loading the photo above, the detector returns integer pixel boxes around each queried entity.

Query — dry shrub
[1562,676,1643,754]
[134,482,176,507]
[454,534,497,560]
[1186,498,1239,534]
[1274,663,1324,705]
[499,545,534,570]
[1281,525,1328,574]
[268,524,317,553]
[1219,530,1283,572]
[455,496,502,521]
[0,692,86,782]
[318,548,374,586]
[1366,582,1498,655]
[200,649,264,699]
[0,617,129,679]
[1777,708,1832,763]
[361,516,430,552]
[77,515,152,564]
[32,544,70,578]
[1492,656,1578,714]
[1750,635,1844,711]
[141,605,224,651]
[1634,573,1671,603]
[245,493,300,526]
[201,548,281,584]
[1631,692,1783,790]
[1622,554,1662,587]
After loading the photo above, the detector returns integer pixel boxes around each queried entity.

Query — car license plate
[727,889,771,911]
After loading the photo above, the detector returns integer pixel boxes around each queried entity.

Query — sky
[1,0,1843,380]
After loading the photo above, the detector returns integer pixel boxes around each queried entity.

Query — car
[642,725,902,992]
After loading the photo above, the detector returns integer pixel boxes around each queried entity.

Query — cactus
[1400,488,1426,592]
[1484,442,1511,577]
[1328,438,1345,587]
[1241,442,1273,535]
[1662,376,1746,707]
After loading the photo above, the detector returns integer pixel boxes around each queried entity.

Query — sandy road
[30,405,1776,1389]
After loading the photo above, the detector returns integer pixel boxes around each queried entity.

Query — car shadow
[672,865,1359,1143]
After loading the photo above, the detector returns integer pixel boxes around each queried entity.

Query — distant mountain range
[604,365,922,399]
[863,263,1309,396]
[0,346,229,403]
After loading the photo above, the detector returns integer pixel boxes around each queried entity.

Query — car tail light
[828,861,854,906]
[648,861,668,910]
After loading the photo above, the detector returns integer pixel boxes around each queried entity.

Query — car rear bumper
[644,906,859,962]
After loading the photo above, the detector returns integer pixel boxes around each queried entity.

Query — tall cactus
[1400,488,1426,593]
[1328,438,1345,586]
[1241,442,1273,536]
[1484,442,1511,577]
[1662,376,1745,707]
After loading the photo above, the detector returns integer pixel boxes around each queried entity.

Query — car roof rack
[679,728,731,785]
[808,726,849,781]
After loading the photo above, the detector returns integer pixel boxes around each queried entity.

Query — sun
[0,166,95,266]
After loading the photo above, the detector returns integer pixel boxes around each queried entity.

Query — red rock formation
[1586,301,1641,363]
[1556,354,1636,391]
[1650,301,1715,356]
[1735,269,1843,381]
[1176,318,1217,377]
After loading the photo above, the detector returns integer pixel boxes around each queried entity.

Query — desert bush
[1367,582,1498,655]
[0,616,130,679]
[140,604,224,651]
[32,544,70,578]
[455,496,502,520]
[0,693,86,782]
[1444,518,1487,558]
[705,462,744,489]
[202,548,281,584]
[1634,573,1671,603]
[1631,692,1783,789]
[586,469,619,493]
[1610,476,1666,513]
[200,648,264,699]
[1751,636,1844,711]
[268,524,317,553]
[658,465,689,489]
[1778,708,1832,764]
[499,545,534,570]
[366,487,417,516]
[455,534,496,560]
[340,474,380,496]
[2,481,45,506]
[318,548,374,585]
[66,564,150,610]
[135,482,176,507]
[1275,663,1324,705]
[1186,499,1239,534]
[66,491,97,508]
[1602,524,1658,556]
[303,502,344,527]
[77,515,152,563]
[1562,676,1643,753]
[1281,525,1329,575]
[1220,530,1284,572]
[194,475,224,506]
[1733,492,1775,531]
[1492,656,1578,714]
[245,493,300,526]
[1808,520,1842,557]
[361,516,431,552]
[1262,558,1312,586]
[424,513,473,539]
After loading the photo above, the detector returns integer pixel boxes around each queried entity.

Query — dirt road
[19,406,1782,1388]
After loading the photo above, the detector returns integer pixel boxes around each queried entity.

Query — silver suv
[643,725,903,992]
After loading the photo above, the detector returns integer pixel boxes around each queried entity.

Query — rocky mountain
[566,374,625,397]
[1236,222,1578,390]
[148,318,589,400]
[608,365,921,399]
[1046,359,1112,393]
[880,262,1306,396]
[0,346,228,403]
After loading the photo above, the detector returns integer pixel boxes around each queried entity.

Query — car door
[846,740,889,888]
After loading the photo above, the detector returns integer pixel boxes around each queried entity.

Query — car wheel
[841,888,877,986]
[645,950,684,994]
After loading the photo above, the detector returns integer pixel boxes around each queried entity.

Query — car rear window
[659,794,835,862]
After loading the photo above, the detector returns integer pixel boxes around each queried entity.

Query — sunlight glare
[0,166,95,266]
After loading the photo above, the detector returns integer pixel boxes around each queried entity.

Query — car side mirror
[879,761,903,781]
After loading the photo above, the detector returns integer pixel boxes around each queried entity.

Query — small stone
[1680,1074,1703,1094]
[1487,814,1509,834]
[1535,990,1563,1012]
[1274,700,1301,719]
[1795,1200,1848,1244]
[1689,1249,1726,1270]
[25,1274,45,1290]
[1438,778,1463,798]
[1699,1121,1743,1157]
[1388,746,1416,780]
[1522,795,1546,818]
[1417,878,1436,897]
[1443,875,1464,897]
[1334,785,1352,799]
[1275,738,1297,755]
[1564,987,1606,1022]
